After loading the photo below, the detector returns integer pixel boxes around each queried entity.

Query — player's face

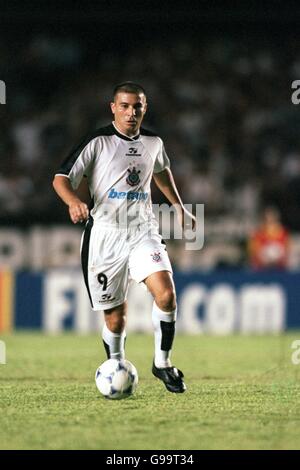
[111,92,147,136]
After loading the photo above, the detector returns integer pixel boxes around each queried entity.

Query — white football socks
[102,323,126,360]
[152,301,177,368]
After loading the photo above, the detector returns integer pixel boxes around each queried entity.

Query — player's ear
[110,102,115,115]
[143,102,147,115]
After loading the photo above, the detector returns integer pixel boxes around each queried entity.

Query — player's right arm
[53,175,89,224]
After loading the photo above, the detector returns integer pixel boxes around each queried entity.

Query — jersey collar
[112,122,140,141]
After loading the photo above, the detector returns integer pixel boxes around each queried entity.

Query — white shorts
[81,220,173,310]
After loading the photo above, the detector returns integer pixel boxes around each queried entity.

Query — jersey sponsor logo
[108,188,148,201]
[126,166,141,186]
[126,147,142,156]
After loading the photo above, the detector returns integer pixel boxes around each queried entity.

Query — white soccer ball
[95,359,138,400]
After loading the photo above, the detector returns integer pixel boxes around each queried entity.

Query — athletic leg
[144,271,186,393]
[128,225,185,391]
[145,271,176,368]
[102,301,127,360]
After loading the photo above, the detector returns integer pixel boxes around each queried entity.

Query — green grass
[1,332,300,449]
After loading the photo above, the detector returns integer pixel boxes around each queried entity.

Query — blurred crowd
[1,30,300,237]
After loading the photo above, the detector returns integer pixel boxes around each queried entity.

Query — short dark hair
[113,81,146,99]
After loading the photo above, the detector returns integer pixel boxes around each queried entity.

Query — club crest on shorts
[126,166,141,186]
[151,251,161,263]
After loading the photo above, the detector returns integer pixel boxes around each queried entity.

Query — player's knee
[155,288,177,312]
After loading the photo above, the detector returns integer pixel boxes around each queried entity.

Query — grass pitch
[0,332,300,450]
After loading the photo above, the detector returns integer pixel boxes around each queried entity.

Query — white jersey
[56,122,170,226]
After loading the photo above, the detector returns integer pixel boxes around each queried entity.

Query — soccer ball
[95,359,138,400]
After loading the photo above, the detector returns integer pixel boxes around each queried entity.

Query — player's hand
[176,205,196,231]
[68,201,89,224]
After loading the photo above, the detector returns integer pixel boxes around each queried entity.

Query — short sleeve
[153,138,170,174]
[56,137,98,189]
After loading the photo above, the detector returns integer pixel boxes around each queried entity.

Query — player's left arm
[153,168,196,230]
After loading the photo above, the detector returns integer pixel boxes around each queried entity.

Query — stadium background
[1,1,300,334]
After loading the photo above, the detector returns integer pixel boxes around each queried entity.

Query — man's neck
[112,121,139,139]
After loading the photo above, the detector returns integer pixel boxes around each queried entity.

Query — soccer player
[53,82,195,393]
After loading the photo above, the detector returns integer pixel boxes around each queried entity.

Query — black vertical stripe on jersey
[81,216,94,308]
[89,195,95,212]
